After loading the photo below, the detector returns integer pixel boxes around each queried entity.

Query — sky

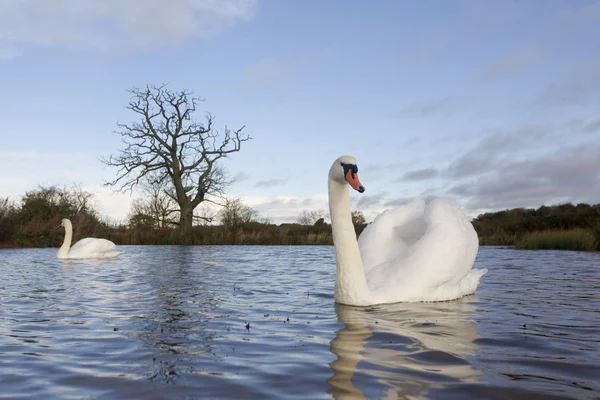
[0,0,599,224]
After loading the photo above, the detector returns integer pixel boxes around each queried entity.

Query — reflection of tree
[132,246,225,383]
[327,298,483,399]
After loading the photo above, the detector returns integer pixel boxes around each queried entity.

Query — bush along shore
[472,203,600,251]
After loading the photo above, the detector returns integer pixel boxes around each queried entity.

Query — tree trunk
[179,205,194,245]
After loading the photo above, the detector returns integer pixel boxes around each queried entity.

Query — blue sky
[0,0,599,224]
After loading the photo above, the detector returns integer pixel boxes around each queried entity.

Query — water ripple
[0,246,599,399]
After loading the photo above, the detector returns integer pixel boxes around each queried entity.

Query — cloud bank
[0,0,258,59]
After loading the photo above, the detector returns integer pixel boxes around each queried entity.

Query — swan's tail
[425,268,488,302]
[458,268,488,295]
[103,251,124,258]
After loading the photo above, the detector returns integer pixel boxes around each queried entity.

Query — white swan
[57,218,122,259]
[328,155,487,306]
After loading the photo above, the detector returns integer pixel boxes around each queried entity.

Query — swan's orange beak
[346,169,365,193]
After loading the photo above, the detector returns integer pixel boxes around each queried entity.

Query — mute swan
[57,218,122,259]
[328,155,487,306]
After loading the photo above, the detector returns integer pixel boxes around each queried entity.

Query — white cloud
[397,168,439,182]
[85,186,136,224]
[0,0,258,59]
[536,63,600,108]
[238,194,327,224]
[234,192,425,225]
[0,149,91,161]
[443,118,600,211]
[394,98,455,118]
[0,45,20,60]
[482,44,541,79]
[255,178,288,188]
[449,144,600,210]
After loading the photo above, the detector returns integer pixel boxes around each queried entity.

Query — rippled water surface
[1,246,599,399]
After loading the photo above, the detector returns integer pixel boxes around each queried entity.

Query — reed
[478,232,517,246]
[515,229,597,251]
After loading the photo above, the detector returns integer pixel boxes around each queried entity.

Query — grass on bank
[515,228,598,251]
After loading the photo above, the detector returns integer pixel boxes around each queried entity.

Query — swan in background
[57,218,122,259]
[328,155,487,306]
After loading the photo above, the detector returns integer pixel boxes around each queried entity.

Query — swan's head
[330,155,365,193]
[59,218,72,229]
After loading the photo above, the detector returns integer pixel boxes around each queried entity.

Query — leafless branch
[103,84,251,238]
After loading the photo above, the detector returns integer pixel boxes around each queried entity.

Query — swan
[57,218,122,259]
[328,155,487,306]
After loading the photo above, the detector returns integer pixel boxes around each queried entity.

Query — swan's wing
[68,237,117,258]
[366,198,484,303]
[358,199,427,274]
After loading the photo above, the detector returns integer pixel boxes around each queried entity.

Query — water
[0,246,599,399]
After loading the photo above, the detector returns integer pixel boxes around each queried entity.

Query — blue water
[0,246,599,399]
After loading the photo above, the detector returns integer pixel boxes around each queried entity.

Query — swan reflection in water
[327,296,482,399]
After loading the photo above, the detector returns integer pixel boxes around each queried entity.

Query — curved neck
[57,222,72,259]
[329,178,371,306]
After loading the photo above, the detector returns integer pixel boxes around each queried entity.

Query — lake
[0,246,599,399]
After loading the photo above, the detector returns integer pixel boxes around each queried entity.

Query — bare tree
[219,198,257,228]
[127,187,178,230]
[0,197,13,220]
[351,210,366,227]
[127,198,156,230]
[0,197,17,241]
[259,215,273,225]
[101,84,251,242]
[133,177,179,229]
[296,209,327,226]
[70,183,96,216]
[146,181,178,229]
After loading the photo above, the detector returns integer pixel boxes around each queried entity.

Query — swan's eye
[341,162,358,174]
[341,163,358,180]
[341,162,364,192]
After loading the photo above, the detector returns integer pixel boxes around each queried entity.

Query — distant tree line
[1,185,598,250]
[472,203,600,250]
